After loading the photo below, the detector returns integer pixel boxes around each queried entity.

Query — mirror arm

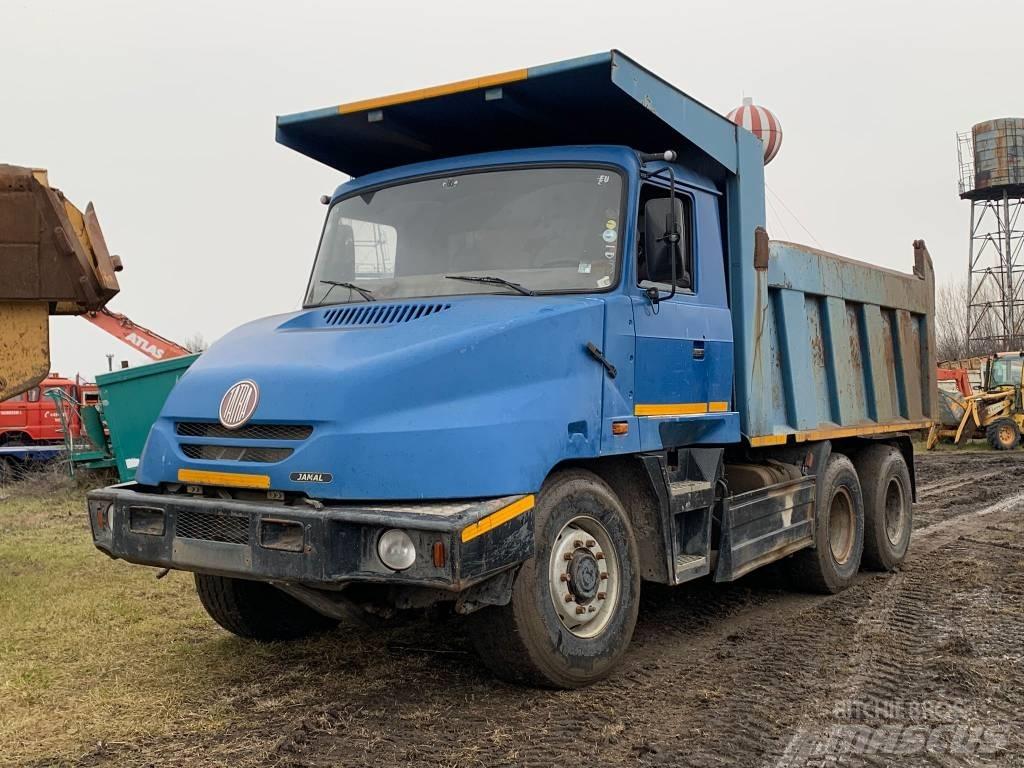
[645,167,681,305]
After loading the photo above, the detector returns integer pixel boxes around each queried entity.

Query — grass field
[0,475,356,767]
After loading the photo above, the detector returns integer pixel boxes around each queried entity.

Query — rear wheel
[791,453,864,594]
[986,418,1020,451]
[854,445,912,571]
[194,574,338,641]
[469,469,640,688]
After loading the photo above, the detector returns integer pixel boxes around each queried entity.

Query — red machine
[0,374,97,446]
[82,308,192,362]
[0,310,191,446]
[937,367,974,398]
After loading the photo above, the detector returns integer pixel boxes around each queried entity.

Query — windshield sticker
[597,174,611,186]
[602,229,617,244]
[578,262,592,274]
[596,276,612,288]
[605,219,617,230]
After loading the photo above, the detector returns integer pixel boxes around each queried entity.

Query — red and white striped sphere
[727,97,783,164]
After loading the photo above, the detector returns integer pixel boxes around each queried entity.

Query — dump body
[747,239,935,446]
[0,165,122,400]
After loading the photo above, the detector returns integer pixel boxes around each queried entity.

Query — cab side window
[636,184,694,292]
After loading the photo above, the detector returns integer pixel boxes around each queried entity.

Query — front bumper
[86,484,534,590]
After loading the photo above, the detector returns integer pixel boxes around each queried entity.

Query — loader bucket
[0,164,123,400]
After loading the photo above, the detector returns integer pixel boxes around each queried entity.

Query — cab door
[630,182,735,451]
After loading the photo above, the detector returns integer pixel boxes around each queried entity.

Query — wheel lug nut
[595,552,605,560]
[586,539,596,547]
[563,552,573,561]
[600,573,608,580]
[564,594,574,603]
[560,573,569,582]
[588,606,596,613]
[576,606,586,615]
[574,539,584,548]
[598,592,607,600]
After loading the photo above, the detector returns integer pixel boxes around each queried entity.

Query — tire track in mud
[769,516,1024,767]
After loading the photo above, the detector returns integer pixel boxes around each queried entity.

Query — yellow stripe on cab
[461,495,535,543]
[177,468,271,490]
[634,402,730,417]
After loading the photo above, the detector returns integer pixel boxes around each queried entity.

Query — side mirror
[643,197,689,290]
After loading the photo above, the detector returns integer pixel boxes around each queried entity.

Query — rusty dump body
[745,237,936,447]
[0,165,121,400]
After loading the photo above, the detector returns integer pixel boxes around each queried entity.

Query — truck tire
[194,574,337,641]
[986,419,1020,451]
[854,445,912,571]
[791,453,864,594]
[469,469,641,688]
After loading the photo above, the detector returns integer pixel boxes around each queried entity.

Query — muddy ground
[14,450,1024,768]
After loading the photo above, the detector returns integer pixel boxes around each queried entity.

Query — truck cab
[87,52,934,688]
[0,374,88,446]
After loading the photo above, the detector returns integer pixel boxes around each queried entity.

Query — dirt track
[58,451,1024,767]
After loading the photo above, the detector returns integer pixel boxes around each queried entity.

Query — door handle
[692,340,705,361]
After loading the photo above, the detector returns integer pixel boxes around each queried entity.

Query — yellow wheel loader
[927,352,1024,450]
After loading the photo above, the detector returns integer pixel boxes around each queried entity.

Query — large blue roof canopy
[275,50,744,182]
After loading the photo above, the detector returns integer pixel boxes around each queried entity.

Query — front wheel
[195,574,338,641]
[469,469,641,688]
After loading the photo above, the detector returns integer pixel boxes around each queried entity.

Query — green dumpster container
[95,354,199,481]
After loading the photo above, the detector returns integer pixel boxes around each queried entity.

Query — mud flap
[714,476,815,582]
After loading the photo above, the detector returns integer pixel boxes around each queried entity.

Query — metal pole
[966,200,976,355]
[1004,189,1014,351]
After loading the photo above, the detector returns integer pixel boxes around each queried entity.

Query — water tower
[958,118,1024,352]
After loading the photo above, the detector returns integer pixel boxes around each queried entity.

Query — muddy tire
[986,419,1020,451]
[469,469,640,688]
[195,574,337,641]
[790,453,864,594]
[854,445,912,571]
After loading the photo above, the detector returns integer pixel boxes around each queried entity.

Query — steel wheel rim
[999,425,1014,445]
[548,515,619,638]
[829,486,855,565]
[883,476,906,546]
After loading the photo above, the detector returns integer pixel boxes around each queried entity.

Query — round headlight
[378,529,416,571]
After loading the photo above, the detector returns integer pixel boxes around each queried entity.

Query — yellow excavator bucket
[0,164,122,400]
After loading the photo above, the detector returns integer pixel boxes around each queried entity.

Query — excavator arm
[83,308,192,362]
[1,165,122,400]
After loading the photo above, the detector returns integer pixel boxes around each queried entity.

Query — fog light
[378,529,416,571]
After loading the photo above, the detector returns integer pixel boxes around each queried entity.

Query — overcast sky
[3,0,1019,379]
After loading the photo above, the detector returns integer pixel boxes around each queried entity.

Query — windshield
[989,357,1023,388]
[305,167,624,306]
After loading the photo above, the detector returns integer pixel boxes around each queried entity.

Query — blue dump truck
[87,52,935,687]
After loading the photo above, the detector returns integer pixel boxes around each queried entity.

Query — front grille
[176,422,312,440]
[176,509,249,544]
[180,444,293,463]
[323,302,451,328]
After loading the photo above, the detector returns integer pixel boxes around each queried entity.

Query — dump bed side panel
[744,240,936,446]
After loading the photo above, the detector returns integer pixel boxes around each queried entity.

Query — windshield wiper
[317,280,376,304]
[444,274,535,296]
